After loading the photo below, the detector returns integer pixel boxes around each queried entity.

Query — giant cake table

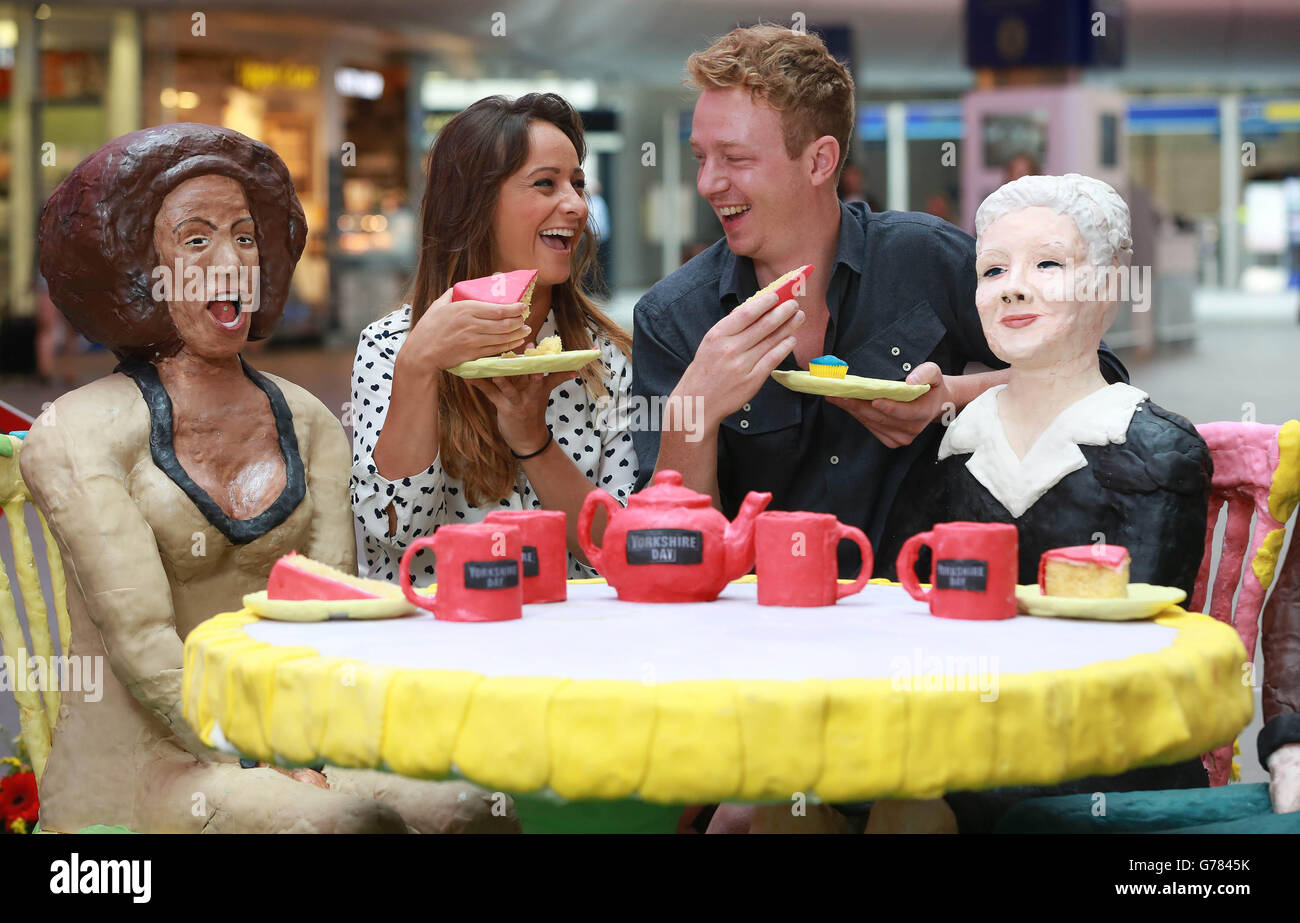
[183,578,1252,832]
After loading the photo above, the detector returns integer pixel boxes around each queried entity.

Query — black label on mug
[522,545,540,578]
[935,558,988,592]
[626,529,704,565]
[463,560,519,590]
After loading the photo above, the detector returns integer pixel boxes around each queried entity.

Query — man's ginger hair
[687,24,855,178]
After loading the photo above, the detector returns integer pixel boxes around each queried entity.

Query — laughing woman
[351,93,637,584]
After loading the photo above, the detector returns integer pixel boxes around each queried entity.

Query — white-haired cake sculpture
[878,173,1214,830]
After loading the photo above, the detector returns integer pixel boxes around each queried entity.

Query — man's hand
[675,291,805,426]
[1268,743,1300,814]
[827,361,952,449]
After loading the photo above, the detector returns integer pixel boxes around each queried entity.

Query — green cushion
[509,793,684,834]
[994,783,1297,833]
[76,824,137,834]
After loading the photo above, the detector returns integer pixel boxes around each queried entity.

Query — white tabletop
[242,581,1179,684]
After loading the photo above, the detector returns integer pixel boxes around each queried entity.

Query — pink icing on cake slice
[1037,545,1131,593]
[451,269,539,305]
[266,552,402,602]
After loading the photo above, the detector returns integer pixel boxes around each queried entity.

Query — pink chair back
[1191,420,1300,785]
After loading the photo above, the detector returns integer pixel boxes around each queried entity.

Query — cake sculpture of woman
[877,174,1214,831]
[22,124,515,833]
[882,173,1212,599]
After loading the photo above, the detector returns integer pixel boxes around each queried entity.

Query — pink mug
[897,521,1018,620]
[399,523,523,622]
[755,511,873,607]
[483,509,568,603]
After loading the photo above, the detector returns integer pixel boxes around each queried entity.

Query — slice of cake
[1038,545,1130,598]
[809,355,848,379]
[267,552,405,602]
[740,264,814,311]
[501,334,563,359]
[452,269,538,316]
[452,270,539,356]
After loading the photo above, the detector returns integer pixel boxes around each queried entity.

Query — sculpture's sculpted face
[152,174,259,361]
[974,206,1108,372]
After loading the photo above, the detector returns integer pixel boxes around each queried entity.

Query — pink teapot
[577,470,772,602]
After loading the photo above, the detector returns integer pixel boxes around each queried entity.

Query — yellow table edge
[182,577,1253,804]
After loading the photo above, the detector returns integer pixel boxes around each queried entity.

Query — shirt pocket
[845,299,948,382]
[720,376,803,437]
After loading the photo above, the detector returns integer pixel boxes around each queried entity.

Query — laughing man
[631,25,1126,582]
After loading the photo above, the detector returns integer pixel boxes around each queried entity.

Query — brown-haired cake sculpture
[22,124,515,833]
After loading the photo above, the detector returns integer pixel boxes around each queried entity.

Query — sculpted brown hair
[408,93,632,507]
[687,24,855,177]
[38,123,306,362]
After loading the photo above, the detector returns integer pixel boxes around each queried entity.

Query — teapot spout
[724,490,773,581]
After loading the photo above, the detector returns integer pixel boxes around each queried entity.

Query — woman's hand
[469,362,579,455]
[399,288,530,374]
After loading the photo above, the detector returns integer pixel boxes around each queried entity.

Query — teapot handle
[578,490,618,574]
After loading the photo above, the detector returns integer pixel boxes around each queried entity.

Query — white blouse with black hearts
[350,304,639,585]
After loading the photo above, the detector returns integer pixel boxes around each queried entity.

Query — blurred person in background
[586,177,613,297]
[837,161,880,211]
[1003,152,1041,183]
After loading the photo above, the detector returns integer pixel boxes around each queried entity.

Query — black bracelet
[511,430,552,460]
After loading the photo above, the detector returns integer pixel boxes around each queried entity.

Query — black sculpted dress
[876,383,1214,832]
[879,385,1212,597]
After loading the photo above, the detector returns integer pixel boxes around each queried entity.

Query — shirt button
[902,362,912,372]
[740,419,749,429]
[830,455,840,465]
[742,403,751,412]
[891,346,900,356]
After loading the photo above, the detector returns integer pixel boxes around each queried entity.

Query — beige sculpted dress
[22,362,513,833]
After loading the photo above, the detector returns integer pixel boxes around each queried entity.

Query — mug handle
[578,490,618,571]
[896,531,934,604]
[835,524,874,599]
[399,536,439,611]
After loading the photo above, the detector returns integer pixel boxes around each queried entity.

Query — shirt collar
[937,382,1150,518]
[719,201,866,306]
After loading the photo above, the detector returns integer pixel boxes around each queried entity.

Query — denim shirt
[631,202,1129,577]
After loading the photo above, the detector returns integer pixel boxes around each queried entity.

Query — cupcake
[809,355,848,379]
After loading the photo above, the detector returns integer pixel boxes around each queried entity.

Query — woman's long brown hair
[407,93,632,507]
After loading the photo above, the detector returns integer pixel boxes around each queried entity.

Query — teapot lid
[629,470,712,509]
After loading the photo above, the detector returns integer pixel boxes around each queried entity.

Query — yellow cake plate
[448,349,600,379]
[771,369,930,402]
[242,591,418,622]
[1015,583,1187,621]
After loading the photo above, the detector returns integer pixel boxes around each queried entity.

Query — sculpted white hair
[975,173,1133,269]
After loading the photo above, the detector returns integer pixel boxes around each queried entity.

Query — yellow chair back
[0,433,70,780]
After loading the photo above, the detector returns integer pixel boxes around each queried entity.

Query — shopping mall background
[1,0,1299,778]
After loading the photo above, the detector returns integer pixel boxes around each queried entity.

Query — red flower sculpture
[0,772,38,831]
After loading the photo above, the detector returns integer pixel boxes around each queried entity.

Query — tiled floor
[2,312,1297,789]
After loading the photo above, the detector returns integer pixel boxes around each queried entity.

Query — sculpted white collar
[937,382,1149,518]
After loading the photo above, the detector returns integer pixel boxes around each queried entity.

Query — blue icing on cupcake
[809,355,847,379]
